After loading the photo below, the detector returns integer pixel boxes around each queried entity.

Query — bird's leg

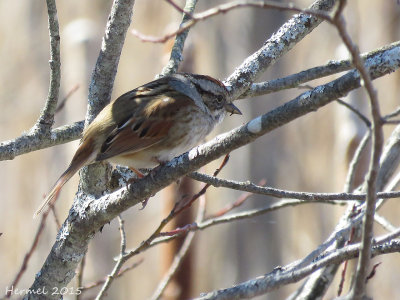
[127,167,150,209]
[129,167,145,179]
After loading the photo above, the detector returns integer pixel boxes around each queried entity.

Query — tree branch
[36,0,61,128]
[224,0,337,98]
[159,0,198,76]
[194,237,400,300]
[0,121,83,161]
[242,41,400,98]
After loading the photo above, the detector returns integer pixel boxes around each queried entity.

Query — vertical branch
[95,216,127,300]
[37,0,61,128]
[332,2,383,298]
[160,0,198,76]
[27,1,136,299]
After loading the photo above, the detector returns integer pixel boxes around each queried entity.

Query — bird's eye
[216,95,224,103]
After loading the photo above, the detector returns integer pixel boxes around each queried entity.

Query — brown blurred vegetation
[0,0,399,299]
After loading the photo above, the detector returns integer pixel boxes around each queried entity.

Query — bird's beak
[225,102,242,115]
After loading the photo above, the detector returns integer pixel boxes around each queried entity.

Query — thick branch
[225,0,337,98]
[0,121,83,161]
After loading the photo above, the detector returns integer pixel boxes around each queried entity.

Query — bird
[34,73,242,217]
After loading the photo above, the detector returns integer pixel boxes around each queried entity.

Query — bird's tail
[33,165,78,218]
[33,139,95,218]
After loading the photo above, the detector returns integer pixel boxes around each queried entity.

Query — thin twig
[160,0,198,76]
[55,84,80,114]
[150,194,206,300]
[376,169,400,210]
[51,206,61,230]
[374,213,397,232]
[344,131,371,192]
[144,198,340,251]
[208,179,267,218]
[81,259,144,292]
[6,210,51,298]
[336,99,371,128]
[164,0,194,17]
[189,172,400,202]
[337,227,356,296]
[132,0,330,43]
[197,199,340,233]
[95,216,127,299]
[383,106,400,120]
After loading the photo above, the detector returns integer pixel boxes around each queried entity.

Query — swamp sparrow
[34,73,241,216]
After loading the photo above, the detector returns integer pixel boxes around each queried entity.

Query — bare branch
[81,259,143,292]
[344,131,371,192]
[224,0,337,98]
[95,216,127,299]
[242,41,400,98]
[150,194,206,300]
[374,213,397,232]
[0,121,83,161]
[75,254,86,300]
[194,236,400,299]
[36,0,61,128]
[189,172,400,202]
[209,179,267,218]
[159,0,198,76]
[336,99,371,128]
[55,84,80,114]
[6,210,51,298]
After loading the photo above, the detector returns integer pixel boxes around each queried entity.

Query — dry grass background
[0,0,399,299]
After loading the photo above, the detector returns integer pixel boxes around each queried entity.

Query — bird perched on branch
[34,73,241,216]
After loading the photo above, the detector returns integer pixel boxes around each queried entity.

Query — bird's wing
[95,92,194,161]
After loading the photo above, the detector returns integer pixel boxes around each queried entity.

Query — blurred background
[0,0,400,299]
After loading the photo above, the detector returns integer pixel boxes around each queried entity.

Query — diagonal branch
[159,0,198,76]
[242,41,400,98]
[194,236,400,299]
[224,0,337,98]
